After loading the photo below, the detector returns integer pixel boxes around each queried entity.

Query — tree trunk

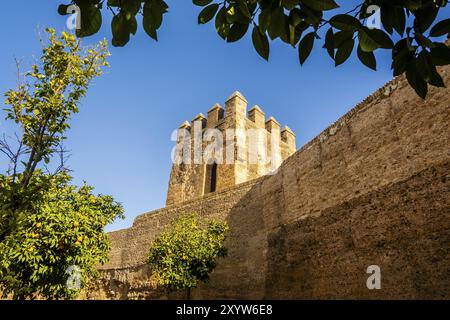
[186,287,191,300]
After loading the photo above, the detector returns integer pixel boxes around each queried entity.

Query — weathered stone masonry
[166,92,297,206]
[88,65,450,300]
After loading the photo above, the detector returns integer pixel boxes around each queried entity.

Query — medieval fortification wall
[86,65,450,300]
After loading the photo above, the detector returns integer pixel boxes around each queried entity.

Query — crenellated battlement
[167,91,297,206]
[177,91,296,151]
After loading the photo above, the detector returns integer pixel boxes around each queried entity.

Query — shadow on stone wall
[85,64,450,300]
[191,160,449,300]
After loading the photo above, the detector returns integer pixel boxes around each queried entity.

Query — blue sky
[0,2,448,231]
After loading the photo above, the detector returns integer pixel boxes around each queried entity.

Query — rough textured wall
[90,66,450,300]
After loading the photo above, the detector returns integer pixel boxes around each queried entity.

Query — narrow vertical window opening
[210,163,217,193]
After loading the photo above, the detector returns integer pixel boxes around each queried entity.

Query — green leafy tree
[147,213,229,299]
[57,0,450,98]
[0,29,124,300]
[0,173,123,299]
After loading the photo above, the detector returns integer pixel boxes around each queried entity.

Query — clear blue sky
[0,2,448,231]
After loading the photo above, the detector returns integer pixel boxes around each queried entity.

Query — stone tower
[166,91,297,206]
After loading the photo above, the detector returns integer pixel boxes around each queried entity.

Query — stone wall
[89,65,450,300]
[166,92,297,207]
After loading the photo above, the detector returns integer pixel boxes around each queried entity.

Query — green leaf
[393,7,406,36]
[380,4,394,34]
[404,0,422,11]
[301,0,339,11]
[406,62,428,99]
[323,27,335,59]
[358,28,393,52]
[329,14,362,31]
[252,25,270,61]
[259,9,271,32]
[215,6,230,39]
[143,16,158,41]
[415,33,435,48]
[335,38,354,66]
[288,24,296,47]
[369,29,394,49]
[237,0,251,19]
[288,10,303,47]
[427,68,446,88]
[357,46,377,70]
[268,7,285,40]
[152,1,168,29]
[76,4,102,38]
[122,0,141,15]
[333,30,353,47]
[430,42,450,66]
[107,0,121,7]
[225,5,236,24]
[128,16,138,35]
[111,13,130,46]
[429,19,450,37]
[57,4,69,15]
[298,32,315,65]
[391,39,415,76]
[301,5,323,26]
[198,4,219,24]
[142,0,169,41]
[289,8,302,27]
[415,5,439,33]
[417,50,445,87]
[278,16,291,44]
[283,0,298,10]
[226,23,249,42]
[193,0,213,6]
